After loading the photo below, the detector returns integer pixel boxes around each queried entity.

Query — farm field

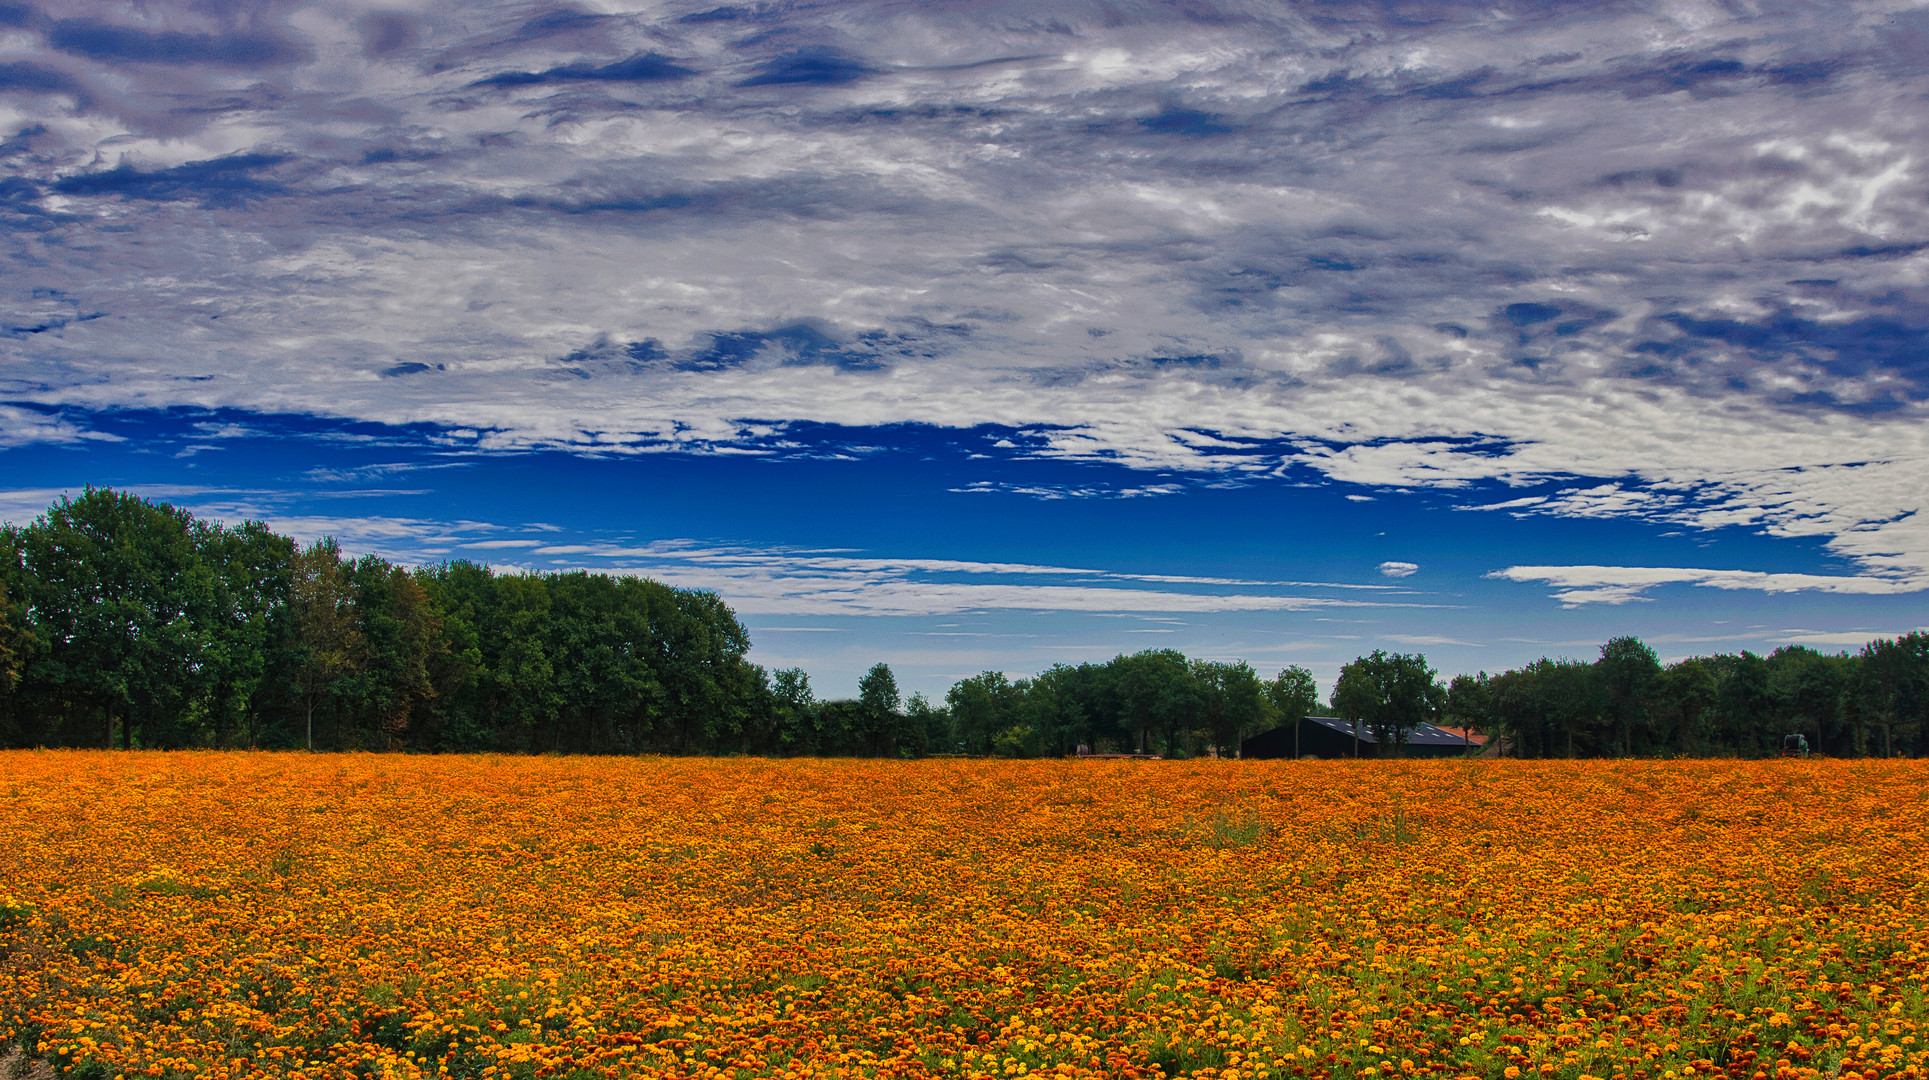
[0,755,1925,1080]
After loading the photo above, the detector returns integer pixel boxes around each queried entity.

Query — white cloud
[0,408,120,450]
[1378,561,1419,578]
[1775,627,1929,647]
[501,542,1431,618]
[0,0,1925,600]
[1490,564,1929,607]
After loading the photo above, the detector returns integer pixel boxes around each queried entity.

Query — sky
[1,0,1926,699]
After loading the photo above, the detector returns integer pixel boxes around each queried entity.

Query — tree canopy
[3,489,1923,758]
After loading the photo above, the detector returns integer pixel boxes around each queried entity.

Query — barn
[1240,716,1482,759]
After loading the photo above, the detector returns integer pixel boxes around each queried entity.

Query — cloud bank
[0,0,1925,604]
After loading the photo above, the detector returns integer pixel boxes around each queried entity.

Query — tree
[1859,633,1928,757]
[1022,665,1086,756]
[1263,665,1319,758]
[1597,636,1660,756]
[339,558,443,750]
[0,571,29,746]
[198,521,295,748]
[1195,660,1270,756]
[1266,665,1319,724]
[1443,673,1493,747]
[1766,645,1852,754]
[857,662,902,756]
[1484,658,1599,758]
[772,667,817,753]
[1707,651,1772,755]
[1649,658,1718,753]
[947,671,1019,756]
[19,488,215,749]
[1332,650,1445,755]
[1114,649,1202,755]
[289,538,362,751]
[905,691,948,755]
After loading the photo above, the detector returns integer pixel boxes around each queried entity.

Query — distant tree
[904,691,947,755]
[772,667,817,753]
[857,662,902,756]
[1597,636,1660,756]
[1859,633,1928,757]
[0,572,28,744]
[546,573,662,752]
[1022,664,1086,756]
[1767,645,1853,754]
[1194,659,1269,756]
[1266,665,1319,723]
[289,538,362,751]
[1482,656,1607,759]
[1443,673,1493,741]
[947,671,1020,756]
[19,488,214,749]
[1707,651,1772,755]
[1649,658,1719,754]
[197,520,295,748]
[1332,650,1445,755]
[340,557,443,750]
[1114,649,1202,755]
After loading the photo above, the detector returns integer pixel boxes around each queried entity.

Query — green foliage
[5,489,1923,760]
[1467,633,1929,758]
[0,489,766,755]
[1332,650,1446,754]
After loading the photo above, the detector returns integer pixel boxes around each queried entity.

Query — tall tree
[1114,649,1201,755]
[1262,665,1319,757]
[905,691,950,755]
[857,662,902,757]
[1766,645,1852,754]
[289,538,362,751]
[1333,650,1446,755]
[1708,651,1772,755]
[18,488,214,749]
[0,572,28,746]
[1194,660,1270,756]
[340,558,443,750]
[198,520,296,748]
[1649,658,1718,754]
[772,667,817,753]
[947,671,1019,756]
[1597,636,1661,756]
[1443,673,1493,745]
[1022,664,1086,756]
[1859,633,1928,757]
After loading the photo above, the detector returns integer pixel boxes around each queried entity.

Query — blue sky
[1,0,1925,698]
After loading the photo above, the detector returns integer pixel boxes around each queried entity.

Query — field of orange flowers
[0,754,1924,1080]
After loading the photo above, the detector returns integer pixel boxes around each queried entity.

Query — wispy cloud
[1489,564,1929,607]
[0,0,1922,603]
[525,542,1427,617]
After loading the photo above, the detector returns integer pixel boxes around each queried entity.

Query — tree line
[2,489,1922,757]
[1446,634,1929,758]
[0,489,764,753]
[0,489,1325,757]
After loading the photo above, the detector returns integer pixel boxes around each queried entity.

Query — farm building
[1240,716,1483,759]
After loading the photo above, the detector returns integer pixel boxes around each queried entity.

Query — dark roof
[1300,716,1481,747]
